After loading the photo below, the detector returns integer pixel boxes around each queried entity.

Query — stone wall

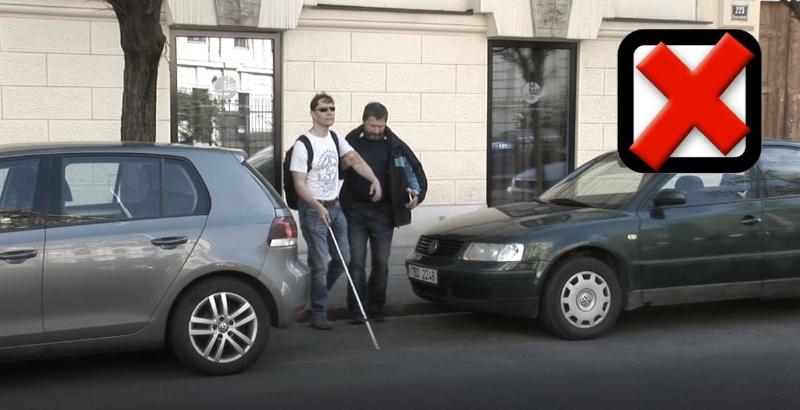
[0,2,171,144]
[283,8,489,246]
[576,38,620,166]
[574,3,760,167]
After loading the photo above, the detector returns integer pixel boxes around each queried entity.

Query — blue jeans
[298,199,350,320]
[345,201,394,317]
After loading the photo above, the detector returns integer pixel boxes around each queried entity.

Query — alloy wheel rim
[560,271,611,329]
[188,292,258,363]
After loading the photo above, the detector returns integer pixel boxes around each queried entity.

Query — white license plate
[408,265,438,285]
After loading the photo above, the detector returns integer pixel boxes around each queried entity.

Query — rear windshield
[242,161,286,209]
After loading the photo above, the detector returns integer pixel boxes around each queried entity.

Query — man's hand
[370,179,382,202]
[315,203,331,226]
[405,188,419,210]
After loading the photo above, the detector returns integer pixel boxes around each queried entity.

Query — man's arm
[342,151,382,202]
[292,171,331,226]
[341,150,360,170]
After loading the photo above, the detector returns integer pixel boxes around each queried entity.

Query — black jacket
[341,125,427,227]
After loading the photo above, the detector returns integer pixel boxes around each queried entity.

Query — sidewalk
[298,246,454,321]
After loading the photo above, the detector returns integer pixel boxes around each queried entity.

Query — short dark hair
[362,102,388,121]
[310,93,334,111]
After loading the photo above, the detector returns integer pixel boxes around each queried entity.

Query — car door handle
[740,215,762,226]
[151,236,188,248]
[0,249,38,263]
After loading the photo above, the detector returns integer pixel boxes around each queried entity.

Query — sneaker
[310,318,333,330]
[349,316,366,325]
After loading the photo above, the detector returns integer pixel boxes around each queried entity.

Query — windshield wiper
[548,198,592,208]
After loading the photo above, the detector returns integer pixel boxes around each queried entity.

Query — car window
[657,172,752,206]
[51,156,160,225]
[64,162,119,206]
[164,159,209,216]
[0,168,7,195]
[0,158,43,232]
[243,161,283,208]
[760,147,800,198]
[540,154,653,209]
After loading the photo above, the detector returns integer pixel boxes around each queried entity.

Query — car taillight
[268,216,298,247]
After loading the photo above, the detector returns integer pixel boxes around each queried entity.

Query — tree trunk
[105,0,166,142]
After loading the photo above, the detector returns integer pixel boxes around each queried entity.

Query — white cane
[327,225,381,350]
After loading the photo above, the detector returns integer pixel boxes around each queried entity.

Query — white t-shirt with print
[289,130,354,201]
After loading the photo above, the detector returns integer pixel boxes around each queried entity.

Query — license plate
[408,265,438,285]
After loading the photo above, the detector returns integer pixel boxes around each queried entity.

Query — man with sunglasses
[290,93,382,331]
[340,102,427,324]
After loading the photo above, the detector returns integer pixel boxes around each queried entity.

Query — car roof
[0,142,247,160]
[762,139,800,148]
[597,139,799,160]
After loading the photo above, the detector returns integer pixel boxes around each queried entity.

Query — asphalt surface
[303,246,450,320]
[3,298,800,409]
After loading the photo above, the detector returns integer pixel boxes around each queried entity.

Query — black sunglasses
[316,107,336,113]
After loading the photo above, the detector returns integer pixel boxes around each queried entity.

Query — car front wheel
[540,256,622,340]
[169,278,270,375]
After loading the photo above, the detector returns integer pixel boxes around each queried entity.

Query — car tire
[540,256,622,340]
[169,278,270,375]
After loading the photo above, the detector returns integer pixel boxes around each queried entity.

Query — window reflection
[760,148,800,197]
[490,44,573,206]
[0,158,43,232]
[50,157,161,226]
[175,34,277,185]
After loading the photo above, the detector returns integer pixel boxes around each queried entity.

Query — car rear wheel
[169,278,270,375]
[540,256,621,340]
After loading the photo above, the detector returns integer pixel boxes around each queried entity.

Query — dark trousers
[345,201,394,317]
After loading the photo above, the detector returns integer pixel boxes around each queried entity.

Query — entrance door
[172,31,280,186]
[488,41,576,206]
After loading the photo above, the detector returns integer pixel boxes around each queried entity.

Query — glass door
[488,41,576,206]
[171,31,280,185]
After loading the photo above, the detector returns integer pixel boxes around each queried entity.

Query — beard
[364,128,384,140]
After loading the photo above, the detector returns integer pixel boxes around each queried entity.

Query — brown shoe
[310,318,333,330]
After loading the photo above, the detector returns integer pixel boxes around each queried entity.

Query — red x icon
[629,33,754,171]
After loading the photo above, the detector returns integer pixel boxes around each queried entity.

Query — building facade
[0,0,764,245]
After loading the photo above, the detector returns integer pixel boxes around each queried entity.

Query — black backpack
[282,131,341,210]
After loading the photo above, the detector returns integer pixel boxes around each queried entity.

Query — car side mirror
[653,189,687,207]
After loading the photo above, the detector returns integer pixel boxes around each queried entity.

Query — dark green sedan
[407,140,800,340]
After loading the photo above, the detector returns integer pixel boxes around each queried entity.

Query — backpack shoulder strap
[297,134,313,172]
[330,130,341,157]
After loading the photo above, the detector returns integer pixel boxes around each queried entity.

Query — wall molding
[597,17,714,39]
[296,7,488,33]
[0,2,116,19]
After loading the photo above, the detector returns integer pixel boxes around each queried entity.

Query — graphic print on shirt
[314,149,339,199]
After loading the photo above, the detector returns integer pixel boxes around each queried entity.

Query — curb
[297,302,460,323]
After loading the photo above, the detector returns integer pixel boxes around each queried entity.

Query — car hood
[424,202,628,241]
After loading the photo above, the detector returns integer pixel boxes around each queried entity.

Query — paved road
[3,299,800,410]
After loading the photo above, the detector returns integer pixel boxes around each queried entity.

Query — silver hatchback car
[0,143,309,375]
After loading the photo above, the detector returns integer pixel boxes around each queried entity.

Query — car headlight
[462,243,524,262]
